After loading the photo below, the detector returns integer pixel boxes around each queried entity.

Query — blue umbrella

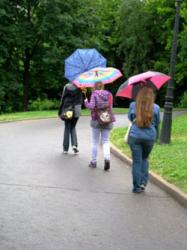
[64,48,107,81]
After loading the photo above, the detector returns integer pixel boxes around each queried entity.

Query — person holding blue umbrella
[58,82,83,154]
[59,48,107,154]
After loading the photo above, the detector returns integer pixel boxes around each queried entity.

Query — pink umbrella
[116,71,171,99]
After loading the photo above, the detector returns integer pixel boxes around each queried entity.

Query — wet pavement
[0,116,187,250]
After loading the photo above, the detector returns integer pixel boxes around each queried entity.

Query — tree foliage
[119,0,187,105]
[0,0,186,112]
[0,0,99,111]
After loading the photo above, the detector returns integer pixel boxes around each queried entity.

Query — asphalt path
[0,115,187,250]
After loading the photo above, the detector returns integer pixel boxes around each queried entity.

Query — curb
[111,143,187,208]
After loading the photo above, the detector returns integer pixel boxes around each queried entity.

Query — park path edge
[111,143,187,208]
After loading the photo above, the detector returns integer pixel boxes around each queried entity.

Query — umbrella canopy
[72,67,122,88]
[116,71,171,99]
[65,48,107,81]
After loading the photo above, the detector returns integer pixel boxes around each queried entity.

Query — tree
[118,0,186,106]
[119,0,166,77]
[0,0,186,112]
[175,1,187,99]
[83,0,123,99]
[0,0,100,112]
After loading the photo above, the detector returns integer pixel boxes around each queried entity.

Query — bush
[178,92,187,108]
[28,98,59,111]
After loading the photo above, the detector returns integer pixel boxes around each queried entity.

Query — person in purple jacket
[128,85,160,193]
[84,81,115,171]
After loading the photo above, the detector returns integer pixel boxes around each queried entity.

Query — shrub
[178,92,187,108]
[29,98,59,111]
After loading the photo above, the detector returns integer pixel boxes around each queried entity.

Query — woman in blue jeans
[128,86,160,193]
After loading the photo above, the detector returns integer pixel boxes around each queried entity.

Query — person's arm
[157,106,161,125]
[76,88,83,106]
[81,88,87,100]
[128,102,135,122]
[84,93,96,110]
[109,93,113,110]
[58,86,67,116]
[155,105,161,140]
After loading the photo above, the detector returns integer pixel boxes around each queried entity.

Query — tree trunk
[23,48,31,111]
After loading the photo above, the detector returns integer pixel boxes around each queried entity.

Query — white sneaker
[72,146,79,154]
[140,184,146,191]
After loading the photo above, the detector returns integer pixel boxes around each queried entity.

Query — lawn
[1,108,185,122]
[110,114,187,193]
[0,111,57,122]
[0,108,128,122]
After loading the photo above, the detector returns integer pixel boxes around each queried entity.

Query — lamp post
[160,0,183,144]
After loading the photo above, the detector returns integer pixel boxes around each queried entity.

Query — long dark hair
[136,86,155,128]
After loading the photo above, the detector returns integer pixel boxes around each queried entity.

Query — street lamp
[160,0,183,144]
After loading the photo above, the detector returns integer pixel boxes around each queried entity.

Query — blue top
[128,101,160,140]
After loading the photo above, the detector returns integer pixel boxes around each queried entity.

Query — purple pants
[91,127,110,164]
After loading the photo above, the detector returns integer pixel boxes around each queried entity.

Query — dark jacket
[58,83,82,117]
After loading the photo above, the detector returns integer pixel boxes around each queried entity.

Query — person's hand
[81,87,87,95]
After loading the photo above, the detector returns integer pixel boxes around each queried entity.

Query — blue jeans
[128,137,154,192]
[63,118,78,151]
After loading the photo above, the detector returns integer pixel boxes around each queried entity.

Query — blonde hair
[94,81,104,90]
[136,86,155,128]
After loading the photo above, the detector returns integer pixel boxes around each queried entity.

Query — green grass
[0,108,127,122]
[111,114,187,193]
[0,110,58,122]
[1,108,185,122]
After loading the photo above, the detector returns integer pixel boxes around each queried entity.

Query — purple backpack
[94,91,112,125]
